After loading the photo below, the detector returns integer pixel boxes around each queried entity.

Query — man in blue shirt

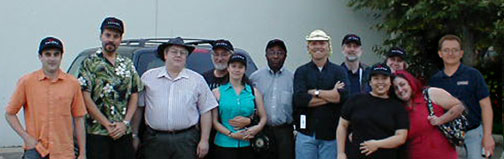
[250,39,294,159]
[293,29,350,159]
[429,34,495,159]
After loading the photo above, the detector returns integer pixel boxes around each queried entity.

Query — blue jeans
[464,124,484,159]
[295,132,337,159]
[22,149,48,159]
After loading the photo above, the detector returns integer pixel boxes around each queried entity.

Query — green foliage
[348,0,503,134]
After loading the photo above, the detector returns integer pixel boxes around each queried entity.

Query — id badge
[300,115,306,129]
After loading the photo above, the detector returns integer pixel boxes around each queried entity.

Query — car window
[67,54,88,77]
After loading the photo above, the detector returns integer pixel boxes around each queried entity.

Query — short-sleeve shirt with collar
[6,69,87,158]
[77,50,144,135]
[429,64,490,129]
[138,67,218,131]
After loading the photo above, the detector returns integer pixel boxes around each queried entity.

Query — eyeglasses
[441,48,461,54]
[266,51,286,56]
[212,53,231,57]
[168,49,189,56]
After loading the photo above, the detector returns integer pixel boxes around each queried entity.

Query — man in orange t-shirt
[5,37,87,159]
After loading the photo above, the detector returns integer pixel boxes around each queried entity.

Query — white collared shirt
[138,66,218,131]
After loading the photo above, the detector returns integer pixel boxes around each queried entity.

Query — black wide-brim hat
[157,37,196,60]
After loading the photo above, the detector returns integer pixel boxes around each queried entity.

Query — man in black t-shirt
[202,39,234,90]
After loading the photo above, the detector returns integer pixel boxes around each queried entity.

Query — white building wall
[0,0,385,146]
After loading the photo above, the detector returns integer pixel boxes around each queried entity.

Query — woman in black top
[336,63,409,159]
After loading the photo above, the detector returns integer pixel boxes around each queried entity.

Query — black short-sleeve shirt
[341,94,409,159]
[202,69,228,90]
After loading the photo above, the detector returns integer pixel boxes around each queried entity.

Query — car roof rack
[120,38,215,47]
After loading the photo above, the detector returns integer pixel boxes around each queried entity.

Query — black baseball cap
[212,39,234,51]
[342,34,361,46]
[370,63,391,77]
[100,17,124,34]
[265,39,287,52]
[228,53,247,67]
[387,47,406,59]
[38,37,63,54]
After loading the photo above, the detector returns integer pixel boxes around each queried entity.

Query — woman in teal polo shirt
[211,53,267,159]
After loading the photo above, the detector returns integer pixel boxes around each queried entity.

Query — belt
[269,123,293,129]
[147,125,196,134]
[466,124,480,131]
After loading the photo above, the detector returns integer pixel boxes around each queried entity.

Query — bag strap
[250,85,258,118]
[423,88,435,116]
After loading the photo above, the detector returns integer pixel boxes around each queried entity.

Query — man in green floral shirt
[77,17,143,159]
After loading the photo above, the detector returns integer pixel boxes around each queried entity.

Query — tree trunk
[462,25,477,66]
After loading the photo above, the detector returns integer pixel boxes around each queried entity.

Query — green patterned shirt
[77,49,144,135]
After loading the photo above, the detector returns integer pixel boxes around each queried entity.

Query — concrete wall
[0,0,386,146]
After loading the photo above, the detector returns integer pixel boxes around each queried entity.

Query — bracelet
[227,131,232,137]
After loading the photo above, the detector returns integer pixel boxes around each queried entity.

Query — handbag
[423,88,469,146]
[249,88,272,153]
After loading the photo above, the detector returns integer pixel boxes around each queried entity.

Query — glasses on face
[441,48,461,54]
[212,52,231,57]
[266,50,286,56]
[168,49,189,56]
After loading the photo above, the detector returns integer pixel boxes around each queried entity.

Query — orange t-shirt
[5,69,87,159]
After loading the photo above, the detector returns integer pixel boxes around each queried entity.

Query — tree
[348,0,503,78]
[347,0,503,134]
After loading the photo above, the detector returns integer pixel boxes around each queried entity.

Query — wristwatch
[314,90,320,98]
[122,120,130,127]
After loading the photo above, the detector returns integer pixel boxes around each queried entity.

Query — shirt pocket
[56,95,73,116]
[280,91,293,105]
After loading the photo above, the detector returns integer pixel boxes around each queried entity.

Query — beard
[213,62,227,70]
[103,42,117,53]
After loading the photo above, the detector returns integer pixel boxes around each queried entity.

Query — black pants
[212,146,255,159]
[86,133,135,159]
[258,124,295,159]
[141,127,199,159]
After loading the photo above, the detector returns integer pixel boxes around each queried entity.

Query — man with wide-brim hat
[133,37,218,159]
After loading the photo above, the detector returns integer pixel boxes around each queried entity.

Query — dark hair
[438,34,463,50]
[224,61,252,86]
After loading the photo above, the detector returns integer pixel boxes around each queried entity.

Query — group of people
[4,16,495,159]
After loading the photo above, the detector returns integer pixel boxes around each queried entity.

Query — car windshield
[133,48,257,77]
[67,46,257,78]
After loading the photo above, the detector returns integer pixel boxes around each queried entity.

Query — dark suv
[67,38,258,77]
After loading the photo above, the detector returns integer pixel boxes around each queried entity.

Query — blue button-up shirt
[429,64,490,129]
[250,67,294,126]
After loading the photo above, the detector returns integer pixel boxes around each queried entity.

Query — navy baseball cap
[370,63,391,77]
[228,53,247,67]
[342,34,361,46]
[387,47,406,59]
[38,37,63,54]
[265,39,287,52]
[100,17,124,34]
[212,39,234,51]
